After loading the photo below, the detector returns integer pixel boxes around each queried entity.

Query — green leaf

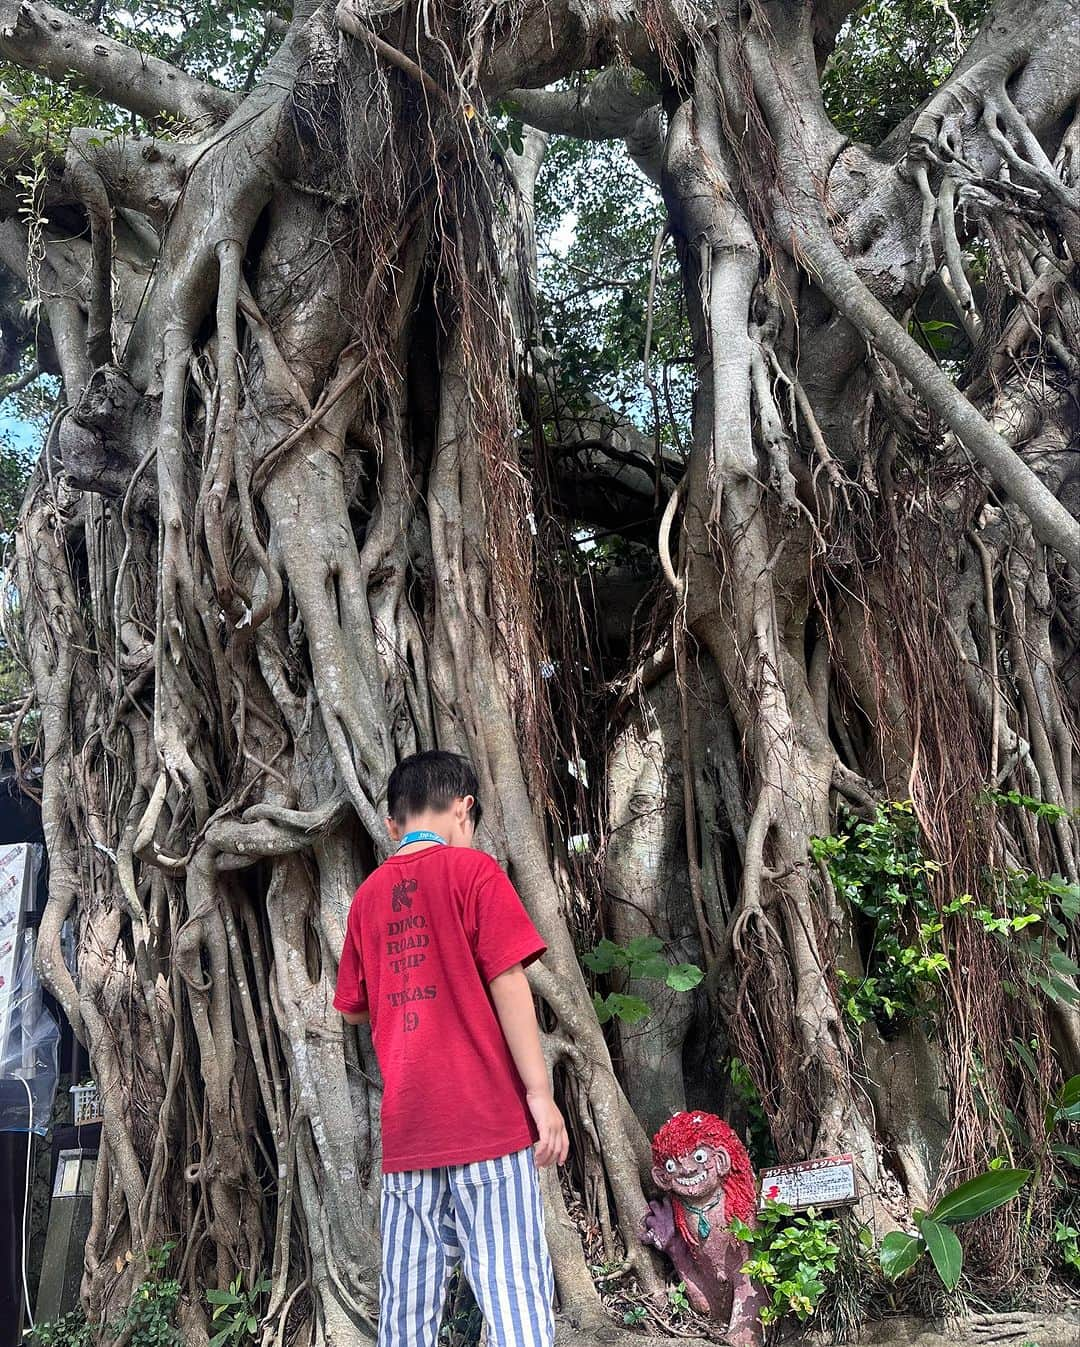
[666,963,704,992]
[631,954,669,980]
[625,935,664,961]
[205,1290,239,1306]
[1057,1075,1080,1110]
[583,939,622,974]
[605,993,652,1024]
[929,1169,1031,1224]
[1048,1078,1080,1133]
[1008,1037,1039,1078]
[919,1216,963,1290]
[879,1231,923,1280]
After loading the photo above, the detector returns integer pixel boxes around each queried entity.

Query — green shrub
[25,1312,92,1347]
[811,802,946,1028]
[583,935,703,1025]
[111,1243,181,1347]
[206,1275,270,1347]
[879,1168,1031,1291]
[730,1200,840,1326]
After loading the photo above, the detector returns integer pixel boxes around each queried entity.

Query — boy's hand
[527,1088,569,1167]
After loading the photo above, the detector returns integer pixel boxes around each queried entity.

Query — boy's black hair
[386,751,483,827]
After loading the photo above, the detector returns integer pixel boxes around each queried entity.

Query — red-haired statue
[641,1111,768,1346]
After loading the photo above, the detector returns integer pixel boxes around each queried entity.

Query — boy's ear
[386,815,402,842]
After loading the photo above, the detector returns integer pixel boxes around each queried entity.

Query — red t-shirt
[333,844,547,1173]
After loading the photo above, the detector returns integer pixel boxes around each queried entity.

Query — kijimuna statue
[641,1111,768,1346]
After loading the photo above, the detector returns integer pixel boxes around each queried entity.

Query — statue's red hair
[651,1111,756,1246]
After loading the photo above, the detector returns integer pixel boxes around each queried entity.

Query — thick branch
[509,69,660,139]
[0,0,239,125]
[746,38,1080,562]
[482,0,693,93]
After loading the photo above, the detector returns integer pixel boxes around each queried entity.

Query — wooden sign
[758,1153,858,1211]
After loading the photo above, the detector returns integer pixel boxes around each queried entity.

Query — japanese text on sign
[758,1154,857,1210]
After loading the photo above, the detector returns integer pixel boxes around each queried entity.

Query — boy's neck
[395,812,467,853]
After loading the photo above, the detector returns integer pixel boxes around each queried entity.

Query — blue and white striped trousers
[378,1146,555,1347]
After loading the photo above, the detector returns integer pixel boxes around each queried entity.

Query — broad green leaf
[929,1169,1031,1224]
[1049,951,1080,978]
[1048,1077,1080,1133]
[632,954,669,980]
[583,939,622,974]
[1057,1075,1080,1109]
[1008,1038,1038,1078]
[666,963,704,992]
[919,1216,963,1290]
[1052,1143,1080,1168]
[879,1231,923,1280]
[625,935,664,961]
[606,993,652,1024]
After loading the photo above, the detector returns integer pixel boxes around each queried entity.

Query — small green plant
[24,1312,92,1347]
[206,1275,270,1346]
[666,1281,691,1317]
[814,800,1080,1033]
[730,1200,839,1327]
[622,1304,647,1325]
[879,1167,1031,1291]
[983,788,1078,824]
[1045,1074,1080,1170]
[812,802,946,1028]
[112,1242,182,1346]
[1052,1220,1080,1278]
[1046,1074,1080,1132]
[584,935,703,1025]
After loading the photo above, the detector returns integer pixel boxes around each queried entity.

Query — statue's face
[652,1141,731,1201]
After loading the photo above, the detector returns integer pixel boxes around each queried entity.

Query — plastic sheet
[0,844,57,1134]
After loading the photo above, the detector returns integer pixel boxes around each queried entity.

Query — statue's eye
[693,1148,709,1164]
[664,1158,677,1173]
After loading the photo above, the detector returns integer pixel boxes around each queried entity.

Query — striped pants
[378,1146,555,1347]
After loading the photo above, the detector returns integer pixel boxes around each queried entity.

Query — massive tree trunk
[2,0,1077,1340]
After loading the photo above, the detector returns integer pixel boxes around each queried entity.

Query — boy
[334,750,568,1347]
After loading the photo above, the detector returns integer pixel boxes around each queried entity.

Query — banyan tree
[0,0,1077,1340]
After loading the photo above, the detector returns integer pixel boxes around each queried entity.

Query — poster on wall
[0,845,32,1060]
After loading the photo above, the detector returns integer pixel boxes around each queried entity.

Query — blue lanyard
[397,830,447,850]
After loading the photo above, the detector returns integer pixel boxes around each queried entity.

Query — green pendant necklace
[679,1193,724,1241]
